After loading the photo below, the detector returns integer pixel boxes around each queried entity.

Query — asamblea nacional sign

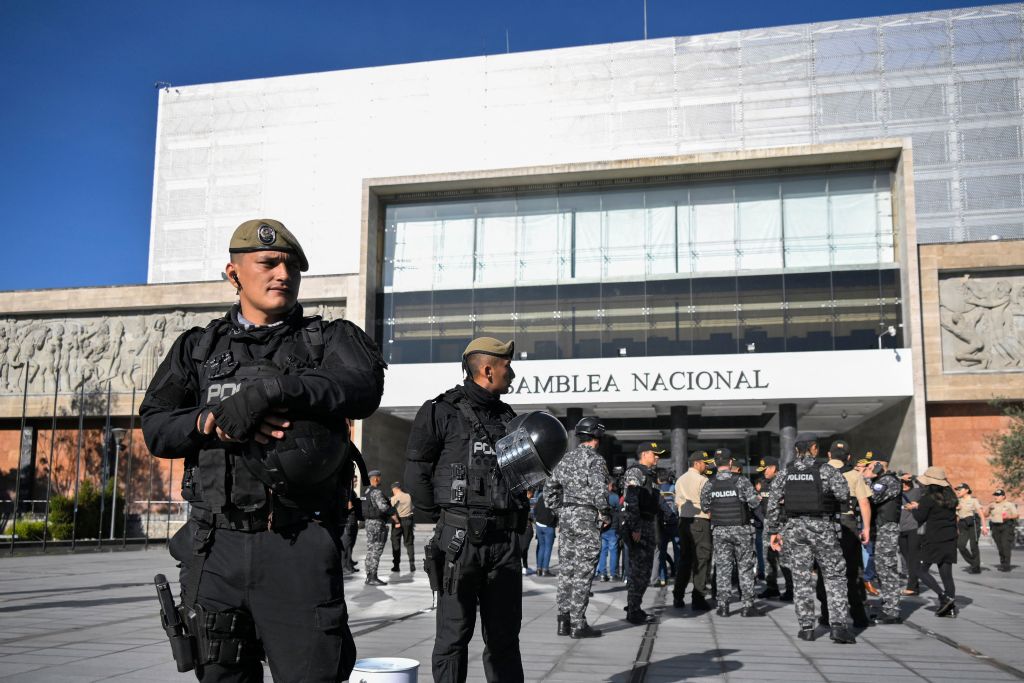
[380,349,914,408]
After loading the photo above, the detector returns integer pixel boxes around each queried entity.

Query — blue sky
[0,0,992,292]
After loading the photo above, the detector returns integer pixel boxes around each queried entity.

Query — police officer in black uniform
[405,337,525,683]
[141,219,386,682]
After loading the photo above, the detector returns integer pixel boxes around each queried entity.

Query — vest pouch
[229,453,269,512]
[488,467,512,512]
[181,465,203,503]
[198,449,229,511]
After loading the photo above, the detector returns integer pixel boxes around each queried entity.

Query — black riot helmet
[574,416,606,440]
[496,411,569,493]
[244,420,350,495]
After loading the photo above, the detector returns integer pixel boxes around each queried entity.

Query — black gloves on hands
[210,378,284,441]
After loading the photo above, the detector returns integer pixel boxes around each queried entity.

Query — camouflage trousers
[364,519,389,576]
[713,525,757,608]
[556,507,602,628]
[874,522,902,619]
[626,520,657,611]
[782,517,849,629]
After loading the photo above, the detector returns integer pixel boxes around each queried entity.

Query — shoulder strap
[301,316,324,365]
[190,319,225,363]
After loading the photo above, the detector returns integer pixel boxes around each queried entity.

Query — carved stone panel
[0,303,347,398]
[938,269,1024,373]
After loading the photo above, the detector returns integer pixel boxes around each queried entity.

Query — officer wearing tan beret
[987,489,1018,571]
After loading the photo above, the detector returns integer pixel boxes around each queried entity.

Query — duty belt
[439,508,517,531]
[562,503,598,511]
[788,512,836,520]
[192,507,269,531]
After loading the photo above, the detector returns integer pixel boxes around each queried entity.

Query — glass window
[691,184,737,273]
[516,195,561,285]
[431,288,474,362]
[739,274,785,353]
[514,285,559,360]
[736,180,783,270]
[783,178,830,268]
[392,219,437,292]
[833,269,882,350]
[691,276,738,355]
[880,268,903,345]
[603,190,646,279]
[645,187,684,276]
[475,214,517,286]
[435,218,475,290]
[387,290,433,363]
[602,280,647,357]
[784,271,834,351]
[647,277,693,356]
[472,286,516,344]
[830,174,878,267]
[557,281,603,359]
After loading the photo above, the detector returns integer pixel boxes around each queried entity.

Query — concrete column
[565,407,583,450]
[671,405,688,479]
[757,431,773,460]
[778,403,797,470]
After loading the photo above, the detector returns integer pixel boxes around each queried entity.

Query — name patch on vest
[207,381,243,402]
[473,441,496,456]
[711,490,738,498]
[787,473,815,481]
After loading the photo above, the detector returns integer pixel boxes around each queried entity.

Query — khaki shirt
[988,501,1019,523]
[828,459,871,515]
[675,469,709,519]
[390,490,413,519]
[956,495,984,520]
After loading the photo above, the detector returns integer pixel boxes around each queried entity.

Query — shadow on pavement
[608,648,743,682]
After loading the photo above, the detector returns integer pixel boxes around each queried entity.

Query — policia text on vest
[141,219,386,683]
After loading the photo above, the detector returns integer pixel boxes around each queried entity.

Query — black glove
[211,378,283,441]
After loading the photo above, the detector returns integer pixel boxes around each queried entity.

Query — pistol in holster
[441,528,468,596]
[154,574,196,673]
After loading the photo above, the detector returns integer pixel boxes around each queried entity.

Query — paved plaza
[0,534,1021,682]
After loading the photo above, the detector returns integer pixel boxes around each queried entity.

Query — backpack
[534,493,558,526]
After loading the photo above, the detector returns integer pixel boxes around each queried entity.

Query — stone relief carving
[939,270,1024,371]
[0,303,346,396]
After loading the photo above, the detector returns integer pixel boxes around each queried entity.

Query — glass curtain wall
[380,169,900,364]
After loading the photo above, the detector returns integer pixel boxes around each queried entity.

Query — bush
[7,519,50,540]
[48,479,126,540]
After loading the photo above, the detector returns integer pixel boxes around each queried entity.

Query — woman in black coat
[906,466,959,617]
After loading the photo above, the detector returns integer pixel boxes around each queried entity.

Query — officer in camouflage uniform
[364,470,398,586]
[546,417,611,639]
[701,449,763,617]
[767,432,856,644]
[863,454,903,623]
[622,442,665,625]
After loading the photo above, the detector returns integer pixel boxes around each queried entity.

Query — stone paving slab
[0,533,1021,682]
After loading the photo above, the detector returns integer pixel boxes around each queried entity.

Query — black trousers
[673,517,712,601]
[817,523,868,624]
[432,524,523,683]
[340,517,359,570]
[391,517,416,567]
[957,518,981,570]
[173,521,355,683]
[899,530,921,590]
[991,521,1016,566]
[764,537,793,595]
[917,560,955,598]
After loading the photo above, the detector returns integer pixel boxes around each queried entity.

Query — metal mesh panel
[888,84,947,120]
[909,131,951,166]
[963,173,1024,211]
[959,125,1022,161]
[952,14,1024,65]
[814,27,881,77]
[818,91,878,125]
[915,179,954,214]
[881,21,951,71]
[957,77,1020,115]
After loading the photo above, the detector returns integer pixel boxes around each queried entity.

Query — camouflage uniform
[622,464,659,613]
[701,472,760,608]
[870,473,903,619]
[766,457,851,629]
[364,486,393,577]
[546,445,610,629]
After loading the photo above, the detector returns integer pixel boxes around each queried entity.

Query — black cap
[368,469,381,478]
[994,488,1005,496]
[756,456,779,472]
[390,481,402,490]
[714,447,732,459]
[954,482,971,492]
[636,441,667,456]
[795,432,817,444]
[689,450,709,464]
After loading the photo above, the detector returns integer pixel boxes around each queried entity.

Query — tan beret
[462,337,514,359]
[229,219,309,272]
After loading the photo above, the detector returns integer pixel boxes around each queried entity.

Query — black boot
[740,605,764,617]
[410,561,416,573]
[830,627,856,644]
[365,573,387,586]
[557,613,570,636]
[936,595,957,617]
[571,621,602,639]
[692,594,711,611]
[797,628,816,641]
[716,602,730,617]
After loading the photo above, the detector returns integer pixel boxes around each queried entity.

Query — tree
[986,401,1024,496]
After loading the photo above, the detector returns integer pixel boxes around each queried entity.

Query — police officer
[390,482,416,573]
[341,472,363,574]
[404,337,525,683]
[767,433,855,644]
[701,449,763,617]
[363,470,398,586]
[756,457,793,601]
[140,219,386,682]
[672,451,712,611]
[546,417,611,639]
[815,441,871,628]
[987,489,1018,571]
[622,442,664,624]
[863,453,903,623]
[954,482,987,573]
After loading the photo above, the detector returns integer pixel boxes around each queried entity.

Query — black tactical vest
[709,475,749,526]
[783,465,837,516]
[430,386,517,514]
[627,466,660,519]
[181,315,337,522]
[362,487,390,521]
[872,473,902,525]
